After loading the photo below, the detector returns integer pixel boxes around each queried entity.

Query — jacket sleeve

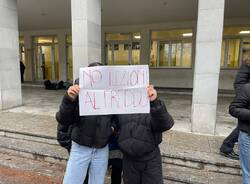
[229,84,250,121]
[55,93,78,126]
[234,62,250,92]
[150,99,174,132]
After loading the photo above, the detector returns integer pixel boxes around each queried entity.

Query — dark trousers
[220,126,239,153]
[123,153,163,184]
[21,71,24,83]
[109,159,122,184]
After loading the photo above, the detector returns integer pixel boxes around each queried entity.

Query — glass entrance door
[34,45,58,81]
[105,33,141,65]
[106,42,130,65]
[33,36,58,82]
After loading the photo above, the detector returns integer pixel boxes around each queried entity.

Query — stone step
[1,130,241,174]
[0,135,67,162]
[0,129,57,145]
[160,131,241,177]
[162,164,241,184]
[0,151,65,184]
[0,133,242,184]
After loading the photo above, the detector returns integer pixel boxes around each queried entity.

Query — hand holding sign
[67,85,80,101]
[147,85,157,102]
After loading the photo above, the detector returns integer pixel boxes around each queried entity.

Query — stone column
[0,0,22,110]
[71,0,101,81]
[58,33,67,81]
[191,0,225,134]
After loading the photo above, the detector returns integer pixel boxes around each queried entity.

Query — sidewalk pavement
[7,86,237,136]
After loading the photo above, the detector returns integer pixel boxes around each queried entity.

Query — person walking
[20,61,25,83]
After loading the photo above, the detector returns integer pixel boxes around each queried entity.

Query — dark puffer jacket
[56,94,113,148]
[57,123,73,152]
[229,83,250,135]
[234,61,250,93]
[115,99,174,160]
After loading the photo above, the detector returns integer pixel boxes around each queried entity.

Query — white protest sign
[79,65,149,116]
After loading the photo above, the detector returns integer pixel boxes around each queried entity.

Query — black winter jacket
[229,83,250,135]
[57,123,72,152]
[234,62,250,94]
[56,94,113,148]
[115,99,174,160]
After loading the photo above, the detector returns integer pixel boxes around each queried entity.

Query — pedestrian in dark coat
[220,60,250,159]
[229,83,250,183]
[115,85,174,184]
[20,61,25,83]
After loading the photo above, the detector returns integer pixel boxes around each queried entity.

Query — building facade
[0,0,250,134]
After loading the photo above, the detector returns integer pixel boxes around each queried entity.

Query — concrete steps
[0,130,242,184]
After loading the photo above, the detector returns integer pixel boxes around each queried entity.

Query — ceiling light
[239,31,250,34]
[134,35,141,39]
[182,33,193,37]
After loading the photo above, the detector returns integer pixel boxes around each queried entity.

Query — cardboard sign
[79,65,149,115]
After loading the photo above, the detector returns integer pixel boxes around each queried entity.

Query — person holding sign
[56,62,113,184]
[114,85,174,184]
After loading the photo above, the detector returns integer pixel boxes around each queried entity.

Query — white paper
[79,65,149,115]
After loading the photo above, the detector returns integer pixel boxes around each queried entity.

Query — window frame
[221,35,250,70]
[150,38,193,69]
[149,29,194,69]
[104,32,141,65]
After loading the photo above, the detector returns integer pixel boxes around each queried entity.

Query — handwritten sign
[79,65,149,115]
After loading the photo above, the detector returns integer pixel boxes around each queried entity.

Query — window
[221,27,250,68]
[105,33,141,65]
[150,29,193,68]
[221,39,240,68]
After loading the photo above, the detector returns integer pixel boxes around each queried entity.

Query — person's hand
[67,85,80,101]
[147,85,157,102]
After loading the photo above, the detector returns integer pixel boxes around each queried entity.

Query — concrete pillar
[0,0,22,110]
[191,0,225,134]
[71,0,101,81]
[24,34,33,81]
[58,33,67,81]
[140,29,150,65]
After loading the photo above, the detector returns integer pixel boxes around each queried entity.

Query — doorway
[33,36,59,81]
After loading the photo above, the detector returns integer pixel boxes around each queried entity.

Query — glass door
[105,33,141,65]
[106,42,130,65]
[33,36,58,82]
[34,45,57,81]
